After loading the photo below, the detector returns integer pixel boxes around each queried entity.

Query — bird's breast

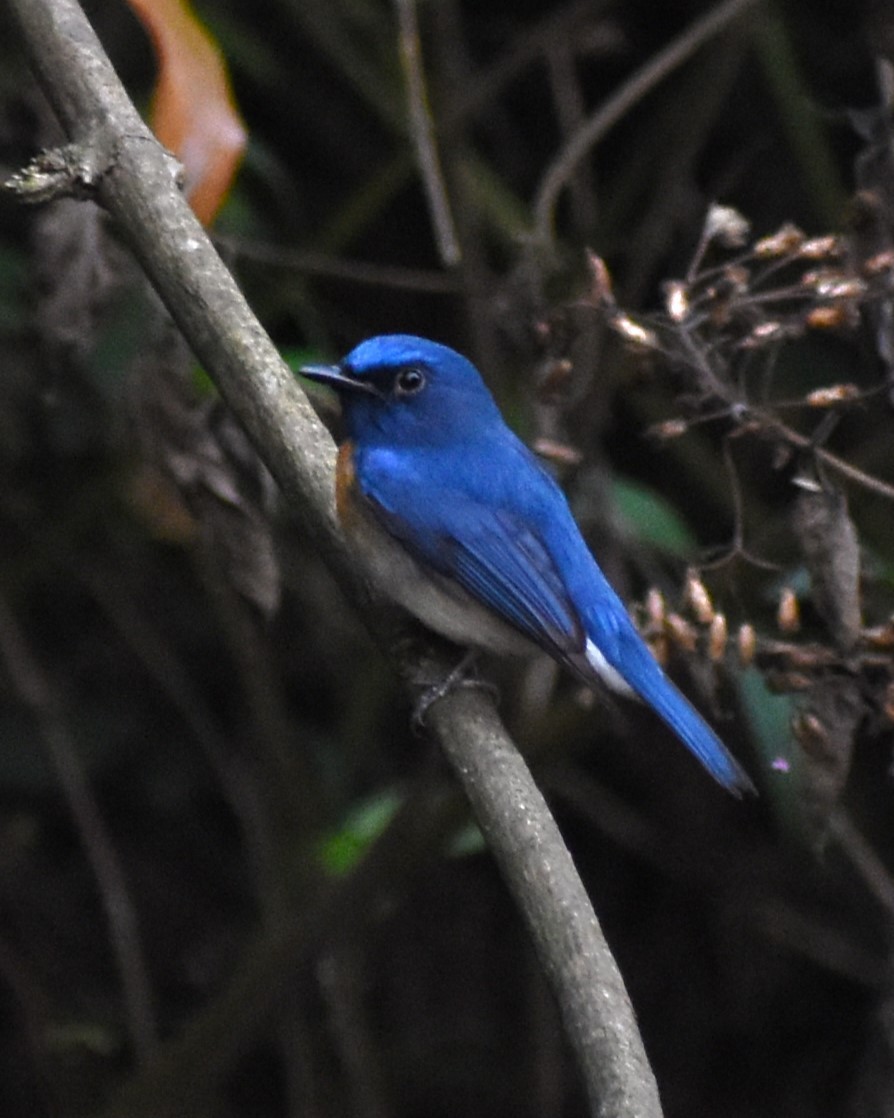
[336,442,531,657]
[335,440,360,527]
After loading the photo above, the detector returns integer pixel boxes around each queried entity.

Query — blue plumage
[302,335,754,795]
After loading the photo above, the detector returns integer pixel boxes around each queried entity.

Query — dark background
[1,0,894,1115]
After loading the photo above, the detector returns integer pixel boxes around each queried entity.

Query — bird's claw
[411,650,499,731]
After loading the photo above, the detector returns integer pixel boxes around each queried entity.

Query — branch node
[4,140,109,204]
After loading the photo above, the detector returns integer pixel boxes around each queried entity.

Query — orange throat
[335,440,357,524]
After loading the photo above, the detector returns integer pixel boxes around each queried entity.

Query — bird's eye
[394,367,426,396]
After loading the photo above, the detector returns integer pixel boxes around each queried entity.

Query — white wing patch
[585,638,634,696]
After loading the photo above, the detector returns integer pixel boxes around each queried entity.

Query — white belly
[348,502,532,656]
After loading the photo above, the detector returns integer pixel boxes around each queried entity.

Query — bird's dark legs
[411,649,498,730]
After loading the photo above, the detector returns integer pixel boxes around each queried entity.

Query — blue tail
[589,623,755,796]
[636,668,755,795]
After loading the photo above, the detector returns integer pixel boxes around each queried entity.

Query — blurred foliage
[1,0,894,1116]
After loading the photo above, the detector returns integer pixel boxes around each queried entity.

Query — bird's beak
[300,363,381,397]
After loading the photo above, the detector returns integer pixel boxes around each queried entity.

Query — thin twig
[96,765,466,1118]
[217,235,460,293]
[763,414,894,503]
[814,445,894,503]
[830,810,894,921]
[533,0,761,245]
[0,593,157,1064]
[723,436,748,556]
[83,565,283,921]
[694,434,781,572]
[445,0,601,133]
[394,0,461,267]
[545,37,597,233]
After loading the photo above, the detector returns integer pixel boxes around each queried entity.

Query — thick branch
[429,686,660,1117]
[7,2,662,1114]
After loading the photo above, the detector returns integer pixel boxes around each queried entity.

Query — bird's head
[301,335,502,447]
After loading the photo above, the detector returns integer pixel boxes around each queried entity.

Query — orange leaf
[127,0,247,225]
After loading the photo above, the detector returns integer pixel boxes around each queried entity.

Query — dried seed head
[664,280,689,322]
[805,305,855,330]
[805,383,860,406]
[792,711,831,757]
[665,612,698,652]
[754,223,805,258]
[778,587,801,633]
[864,617,894,649]
[708,613,728,662]
[645,587,666,628]
[610,313,659,350]
[802,268,866,299]
[650,418,689,440]
[826,279,865,299]
[737,623,757,667]
[684,570,715,624]
[798,235,842,260]
[587,251,616,307]
[532,437,583,466]
[704,203,751,248]
[862,250,894,276]
[648,632,670,667]
[740,321,788,348]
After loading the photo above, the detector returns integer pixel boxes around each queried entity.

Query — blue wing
[355,440,753,795]
[374,482,586,665]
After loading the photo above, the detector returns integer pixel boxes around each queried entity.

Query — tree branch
[7,2,662,1114]
[0,593,157,1066]
[532,0,760,246]
[394,0,462,267]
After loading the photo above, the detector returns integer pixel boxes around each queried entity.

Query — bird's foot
[411,650,499,731]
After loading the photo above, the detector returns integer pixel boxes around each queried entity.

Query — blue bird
[302,335,754,795]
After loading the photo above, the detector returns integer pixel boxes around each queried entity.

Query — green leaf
[611,476,698,558]
[445,820,485,858]
[317,788,403,876]
[737,668,809,843]
[281,346,326,376]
